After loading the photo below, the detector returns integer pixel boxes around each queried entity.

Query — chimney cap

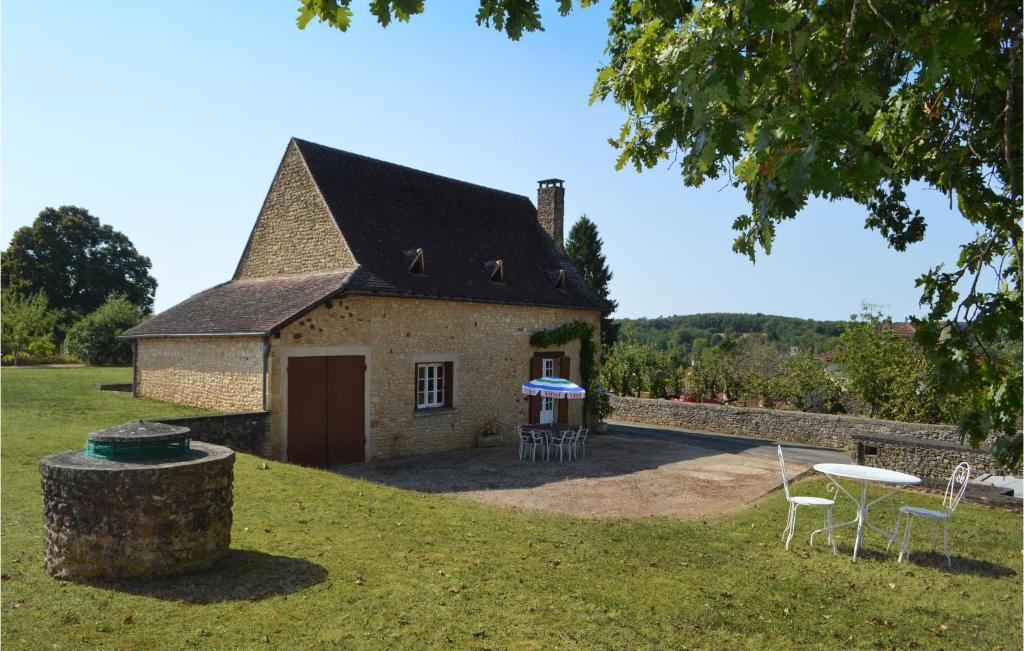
[537,179,564,188]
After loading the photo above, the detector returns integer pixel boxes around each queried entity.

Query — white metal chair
[572,427,589,459]
[777,445,836,552]
[564,428,579,460]
[891,462,970,566]
[518,426,544,462]
[548,429,573,464]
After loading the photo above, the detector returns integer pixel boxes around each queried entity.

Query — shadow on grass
[830,544,1017,578]
[902,551,1018,578]
[87,550,327,604]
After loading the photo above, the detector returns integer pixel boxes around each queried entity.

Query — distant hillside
[616,313,844,356]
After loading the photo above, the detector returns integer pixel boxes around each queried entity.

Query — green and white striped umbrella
[521,377,586,399]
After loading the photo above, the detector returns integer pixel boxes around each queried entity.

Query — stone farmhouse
[123,138,605,467]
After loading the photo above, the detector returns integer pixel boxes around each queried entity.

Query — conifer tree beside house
[566,215,617,347]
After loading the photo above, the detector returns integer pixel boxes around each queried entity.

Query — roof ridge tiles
[230,269,356,284]
[290,137,534,204]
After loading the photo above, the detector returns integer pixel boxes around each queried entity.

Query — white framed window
[542,357,556,378]
[416,362,449,409]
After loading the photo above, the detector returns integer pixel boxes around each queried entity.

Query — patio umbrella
[521,377,586,399]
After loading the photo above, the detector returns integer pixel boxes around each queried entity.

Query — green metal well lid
[84,421,191,461]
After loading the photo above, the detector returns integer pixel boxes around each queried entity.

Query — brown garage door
[287,355,365,467]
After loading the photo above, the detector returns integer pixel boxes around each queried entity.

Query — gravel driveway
[336,424,846,518]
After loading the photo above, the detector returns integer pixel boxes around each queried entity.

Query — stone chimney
[537,179,565,251]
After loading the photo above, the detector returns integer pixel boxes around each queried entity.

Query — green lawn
[2,368,1020,649]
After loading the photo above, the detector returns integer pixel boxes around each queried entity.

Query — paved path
[338,421,838,518]
[605,419,849,467]
[977,474,1023,498]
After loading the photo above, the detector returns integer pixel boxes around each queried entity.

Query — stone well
[39,421,234,581]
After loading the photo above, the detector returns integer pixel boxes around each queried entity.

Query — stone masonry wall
[39,442,234,580]
[269,296,600,461]
[537,183,565,251]
[135,336,264,411]
[609,396,970,450]
[234,140,356,279]
[149,412,271,457]
[850,432,998,480]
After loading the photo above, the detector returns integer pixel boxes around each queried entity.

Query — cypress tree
[565,215,618,346]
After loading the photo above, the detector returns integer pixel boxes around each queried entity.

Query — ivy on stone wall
[530,320,609,421]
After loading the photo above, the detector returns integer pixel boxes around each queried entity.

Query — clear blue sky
[2,2,981,320]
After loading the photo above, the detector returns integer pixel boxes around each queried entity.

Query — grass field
[2,368,1021,649]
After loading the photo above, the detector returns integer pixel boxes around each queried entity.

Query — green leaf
[942,24,980,57]
[296,3,317,29]
[737,153,761,182]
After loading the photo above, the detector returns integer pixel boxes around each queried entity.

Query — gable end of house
[233,139,358,280]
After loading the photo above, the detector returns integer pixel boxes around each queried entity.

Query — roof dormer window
[555,268,566,289]
[490,260,504,283]
[409,248,425,274]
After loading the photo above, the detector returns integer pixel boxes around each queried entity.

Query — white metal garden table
[812,463,921,560]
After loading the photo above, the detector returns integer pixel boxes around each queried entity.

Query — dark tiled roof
[293,139,606,310]
[122,272,352,337]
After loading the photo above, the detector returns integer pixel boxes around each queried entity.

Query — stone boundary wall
[609,396,973,450]
[149,412,271,458]
[850,432,998,480]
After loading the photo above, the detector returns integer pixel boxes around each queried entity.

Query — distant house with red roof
[891,322,917,339]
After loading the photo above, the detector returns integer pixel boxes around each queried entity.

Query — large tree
[297,0,1023,468]
[565,215,618,346]
[1,206,157,336]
